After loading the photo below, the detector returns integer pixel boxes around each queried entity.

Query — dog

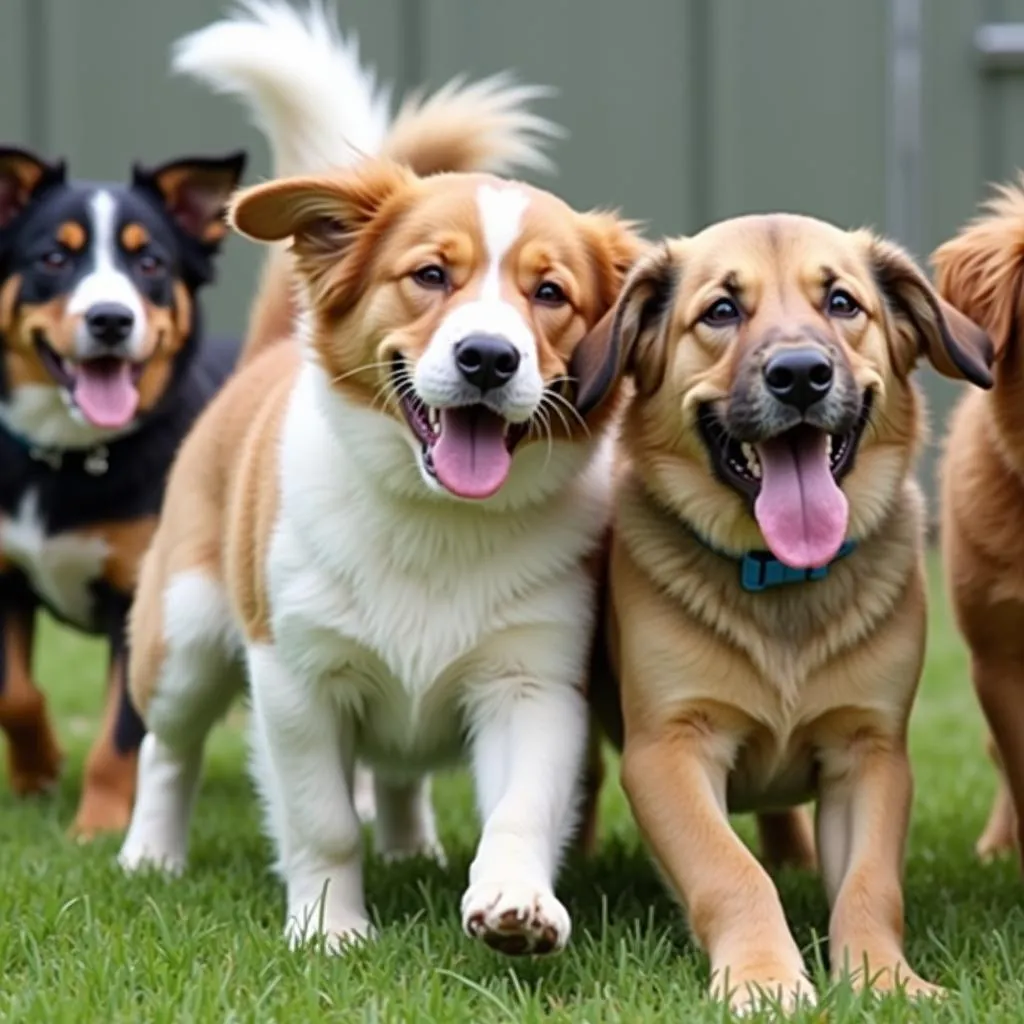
[118,0,642,958]
[0,143,245,835]
[582,215,994,1011]
[932,179,1024,866]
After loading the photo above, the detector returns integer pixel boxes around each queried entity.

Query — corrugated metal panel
[419,0,700,235]
[0,1,32,145]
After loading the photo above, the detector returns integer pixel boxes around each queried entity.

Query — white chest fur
[0,490,109,626]
[265,364,613,770]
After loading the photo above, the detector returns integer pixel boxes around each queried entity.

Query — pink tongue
[753,429,848,569]
[72,360,139,429]
[431,406,511,499]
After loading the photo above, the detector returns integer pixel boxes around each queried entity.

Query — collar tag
[739,540,857,592]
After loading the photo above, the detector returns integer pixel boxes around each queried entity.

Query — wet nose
[454,334,521,392]
[763,347,833,412]
[85,302,135,346]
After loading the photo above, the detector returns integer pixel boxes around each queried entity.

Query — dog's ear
[865,233,994,389]
[134,151,247,246]
[230,159,415,311]
[0,147,65,228]
[931,178,1024,364]
[574,241,680,412]
[568,212,646,417]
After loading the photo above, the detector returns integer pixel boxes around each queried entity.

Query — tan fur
[58,221,87,251]
[128,342,300,717]
[235,89,568,371]
[120,222,150,252]
[0,604,60,796]
[598,214,993,1011]
[934,178,1024,866]
[70,650,138,837]
[236,246,297,367]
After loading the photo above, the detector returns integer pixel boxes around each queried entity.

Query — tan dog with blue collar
[586,214,993,1013]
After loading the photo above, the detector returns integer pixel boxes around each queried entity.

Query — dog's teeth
[427,406,440,431]
[826,434,834,457]
[740,442,761,479]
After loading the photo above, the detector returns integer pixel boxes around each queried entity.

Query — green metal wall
[1,0,1021,509]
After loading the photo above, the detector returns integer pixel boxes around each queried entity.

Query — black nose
[454,334,521,391]
[85,302,134,346]
[763,347,834,412]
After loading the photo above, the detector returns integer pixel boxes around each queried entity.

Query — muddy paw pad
[461,882,570,956]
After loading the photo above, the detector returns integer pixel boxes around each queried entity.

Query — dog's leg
[248,643,370,951]
[0,583,61,795]
[372,775,444,864]
[976,736,1016,861]
[72,593,145,837]
[973,658,1024,865]
[352,764,377,823]
[461,680,587,956]
[622,727,814,1014]
[819,735,941,999]
[119,570,242,873]
[756,807,818,872]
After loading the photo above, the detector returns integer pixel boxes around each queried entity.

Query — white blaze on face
[67,190,147,360]
[413,183,544,417]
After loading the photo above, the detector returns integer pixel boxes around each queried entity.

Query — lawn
[2,555,1023,1023]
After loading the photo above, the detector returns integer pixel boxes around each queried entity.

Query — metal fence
[3,0,1023,507]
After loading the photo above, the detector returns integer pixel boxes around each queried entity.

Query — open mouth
[697,390,873,570]
[34,333,145,430]
[393,357,529,500]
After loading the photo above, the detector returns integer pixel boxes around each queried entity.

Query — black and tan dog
[0,145,244,835]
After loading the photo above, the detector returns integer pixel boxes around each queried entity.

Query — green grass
[3,556,1024,1022]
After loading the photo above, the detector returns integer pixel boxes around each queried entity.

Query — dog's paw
[461,880,570,956]
[842,961,946,1001]
[379,837,447,867]
[69,791,133,841]
[7,738,63,797]
[976,827,1016,863]
[117,832,187,875]
[285,910,375,954]
[713,968,817,1016]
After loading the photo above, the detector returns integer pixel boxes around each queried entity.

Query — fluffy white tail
[172,0,562,179]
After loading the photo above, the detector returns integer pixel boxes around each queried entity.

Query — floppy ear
[867,233,994,390]
[931,177,1024,363]
[567,212,646,416]
[0,147,65,228]
[134,151,247,245]
[572,241,680,415]
[230,159,415,311]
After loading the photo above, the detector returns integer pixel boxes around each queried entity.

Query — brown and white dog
[118,1,641,956]
[933,180,1024,866]
[586,215,993,1011]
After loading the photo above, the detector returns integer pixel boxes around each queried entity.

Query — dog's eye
[37,250,69,271]
[137,253,164,277]
[411,264,448,290]
[701,297,741,326]
[534,280,567,306]
[827,288,860,318]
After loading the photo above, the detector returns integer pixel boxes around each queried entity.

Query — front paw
[285,908,375,954]
[711,962,817,1016]
[70,789,133,840]
[461,879,570,956]
[837,957,946,1001]
[7,730,63,796]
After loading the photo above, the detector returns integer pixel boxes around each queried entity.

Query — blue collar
[694,532,858,593]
